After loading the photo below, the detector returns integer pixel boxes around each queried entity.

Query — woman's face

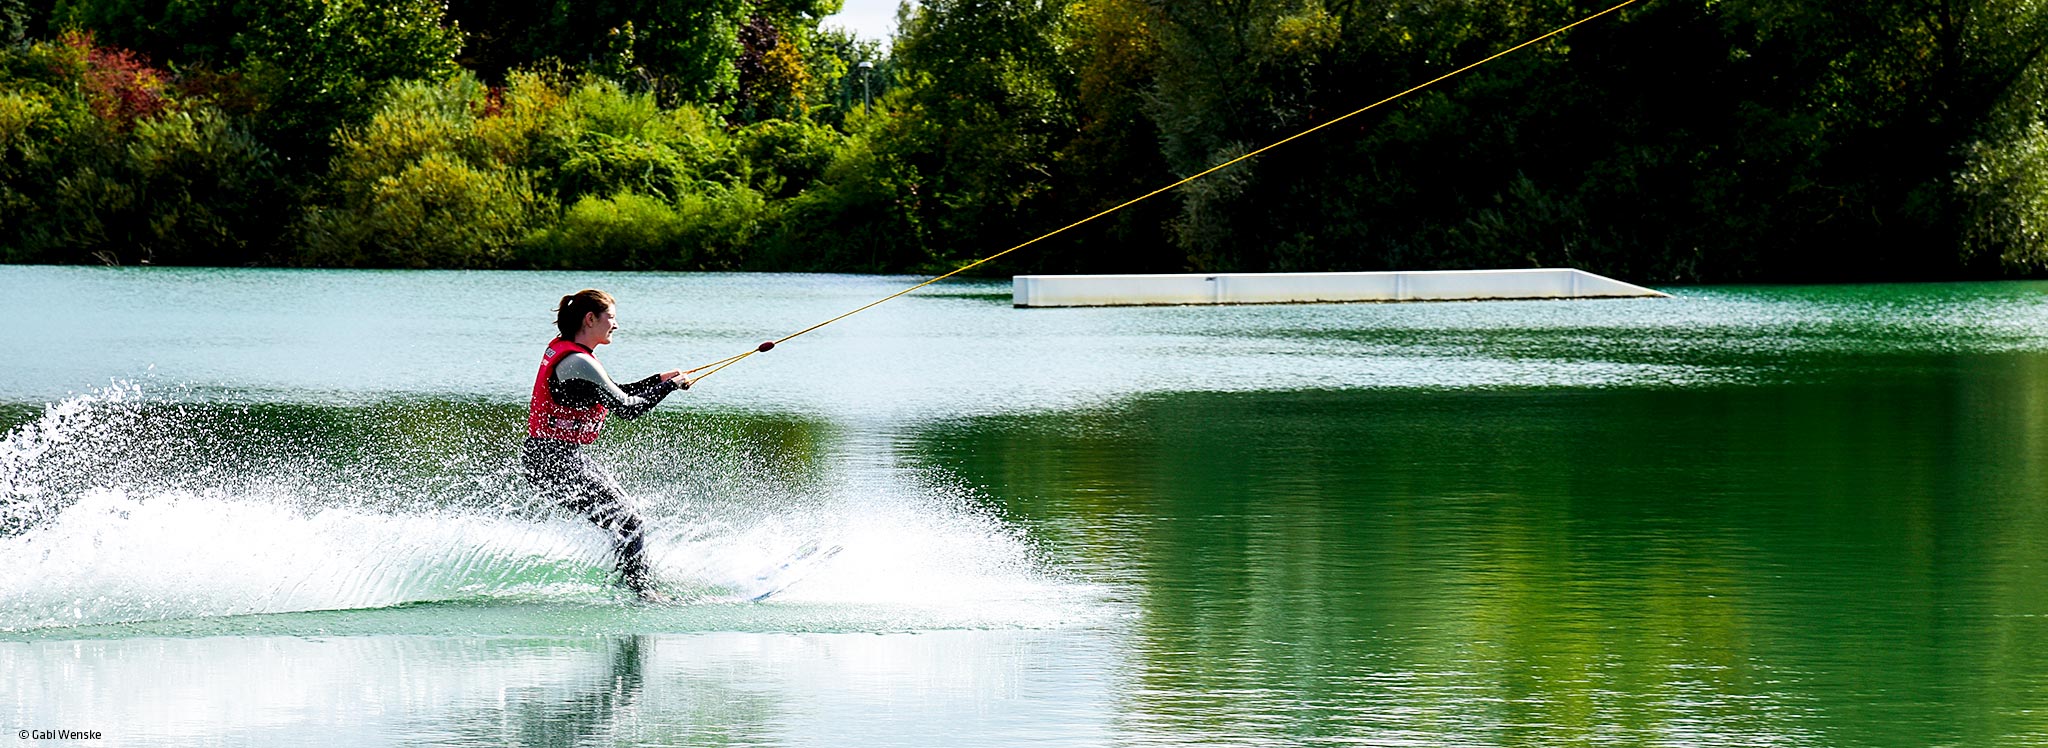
[582,306,618,346]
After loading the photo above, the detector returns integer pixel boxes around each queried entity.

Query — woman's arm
[620,374,671,398]
[552,354,682,419]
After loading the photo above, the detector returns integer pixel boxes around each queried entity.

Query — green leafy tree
[443,0,751,105]
[804,27,891,127]
[887,0,1078,267]
[233,0,464,161]
[1039,0,1180,272]
[1959,121,2048,270]
[733,14,813,123]
[757,105,928,270]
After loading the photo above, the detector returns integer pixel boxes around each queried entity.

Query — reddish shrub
[60,30,170,128]
[479,86,506,118]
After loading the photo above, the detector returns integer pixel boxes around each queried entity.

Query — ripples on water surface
[3,266,2047,747]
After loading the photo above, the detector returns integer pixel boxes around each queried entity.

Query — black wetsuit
[521,359,682,594]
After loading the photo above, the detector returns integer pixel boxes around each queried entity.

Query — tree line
[3,0,2046,281]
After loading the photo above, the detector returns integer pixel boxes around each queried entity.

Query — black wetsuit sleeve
[620,374,666,398]
[609,378,681,420]
[549,354,683,420]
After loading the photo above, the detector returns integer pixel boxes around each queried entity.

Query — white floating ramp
[1012,268,1668,308]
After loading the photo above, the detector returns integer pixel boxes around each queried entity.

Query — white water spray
[0,385,1090,633]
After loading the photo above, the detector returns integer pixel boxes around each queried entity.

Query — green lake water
[1,266,2045,746]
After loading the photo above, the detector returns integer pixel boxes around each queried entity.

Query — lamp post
[857,60,873,110]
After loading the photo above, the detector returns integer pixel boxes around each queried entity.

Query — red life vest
[527,338,607,444]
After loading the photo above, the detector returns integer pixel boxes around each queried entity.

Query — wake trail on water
[0,384,1083,633]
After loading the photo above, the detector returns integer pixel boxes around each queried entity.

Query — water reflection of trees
[913,359,2048,745]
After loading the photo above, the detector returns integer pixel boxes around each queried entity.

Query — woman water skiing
[522,289,686,601]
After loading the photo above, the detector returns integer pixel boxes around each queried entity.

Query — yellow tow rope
[684,0,1640,385]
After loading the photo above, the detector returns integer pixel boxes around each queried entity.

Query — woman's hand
[658,369,683,382]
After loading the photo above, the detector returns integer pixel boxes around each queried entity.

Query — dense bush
[540,77,730,200]
[520,186,766,269]
[110,109,284,264]
[520,192,696,269]
[756,109,929,271]
[300,152,550,268]
[298,70,784,269]
[298,74,550,267]
[730,117,841,198]
[0,80,85,260]
[0,33,284,265]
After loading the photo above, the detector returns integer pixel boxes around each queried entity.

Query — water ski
[742,541,843,602]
